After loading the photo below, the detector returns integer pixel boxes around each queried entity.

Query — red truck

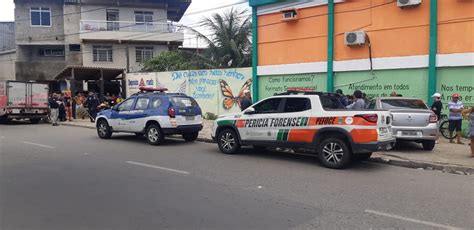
[0,81,49,124]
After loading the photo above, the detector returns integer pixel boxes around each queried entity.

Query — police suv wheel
[183,132,199,142]
[217,129,240,154]
[146,124,163,146]
[318,137,352,169]
[97,120,112,139]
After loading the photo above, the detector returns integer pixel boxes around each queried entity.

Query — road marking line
[125,161,190,175]
[83,153,90,155]
[23,141,55,149]
[365,209,462,230]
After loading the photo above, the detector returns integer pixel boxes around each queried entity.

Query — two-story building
[249,0,473,107]
[14,0,191,82]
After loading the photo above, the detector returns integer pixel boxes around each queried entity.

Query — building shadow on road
[106,134,196,147]
[209,147,388,172]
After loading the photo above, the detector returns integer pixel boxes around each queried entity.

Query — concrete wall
[81,6,167,23]
[82,43,168,72]
[0,51,16,80]
[15,61,66,81]
[63,4,83,66]
[16,45,66,62]
[15,1,65,45]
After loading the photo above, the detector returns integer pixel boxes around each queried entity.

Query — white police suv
[95,88,203,145]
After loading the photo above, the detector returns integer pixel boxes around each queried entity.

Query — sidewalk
[61,119,473,175]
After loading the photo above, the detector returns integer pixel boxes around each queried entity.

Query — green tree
[191,8,251,68]
[142,8,251,72]
[142,51,215,72]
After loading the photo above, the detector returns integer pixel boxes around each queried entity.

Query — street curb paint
[369,156,473,175]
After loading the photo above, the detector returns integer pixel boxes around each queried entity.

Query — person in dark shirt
[85,92,100,122]
[240,90,252,111]
[48,93,60,126]
[335,89,348,107]
[431,93,443,121]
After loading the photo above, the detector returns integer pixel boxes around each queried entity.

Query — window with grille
[93,46,113,62]
[31,7,51,26]
[134,11,153,25]
[38,48,64,57]
[136,47,154,63]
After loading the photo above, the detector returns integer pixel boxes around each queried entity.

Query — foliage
[142,51,216,72]
[191,8,252,68]
[204,112,218,120]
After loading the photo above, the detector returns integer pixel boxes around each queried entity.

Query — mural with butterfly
[219,79,252,110]
[126,68,252,115]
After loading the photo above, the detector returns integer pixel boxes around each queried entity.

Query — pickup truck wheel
[183,132,199,142]
[318,138,352,169]
[146,124,164,146]
[30,118,41,124]
[217,129,240,154]
[422,140,436,151]
[355,152,373,161]
[97,120,112,139]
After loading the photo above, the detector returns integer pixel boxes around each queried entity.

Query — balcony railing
[80,20,180,34]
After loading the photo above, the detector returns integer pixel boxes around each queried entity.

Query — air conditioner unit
[281,9,298,21]
[344,31,366,46]
[397,0,422,7]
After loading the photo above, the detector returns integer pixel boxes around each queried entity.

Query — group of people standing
[49,91,124,125]
[48,92,73,126]
[334,89,370,110]
[432,92,474,156]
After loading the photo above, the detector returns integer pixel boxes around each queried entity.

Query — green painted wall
[334,69,429,100]
[258,73,327,99]
[437,67,474,109]
[258,67,474,113]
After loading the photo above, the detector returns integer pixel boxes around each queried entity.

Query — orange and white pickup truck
[212,90,395,169]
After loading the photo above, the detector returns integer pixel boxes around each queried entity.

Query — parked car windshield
[381,99,428,110]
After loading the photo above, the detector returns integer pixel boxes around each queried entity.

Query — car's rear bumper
[352,138,396,154]
[162,124,203,135]
[392,123,439,140]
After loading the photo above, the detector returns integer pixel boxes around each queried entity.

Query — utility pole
[125,43,130,73]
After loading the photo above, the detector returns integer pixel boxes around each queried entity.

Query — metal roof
[54,66,125,81]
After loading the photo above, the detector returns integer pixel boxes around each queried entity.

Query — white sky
[0,0,250,48]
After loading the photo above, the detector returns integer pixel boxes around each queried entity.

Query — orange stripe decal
[351,129,378,143]
[287,129,318,143]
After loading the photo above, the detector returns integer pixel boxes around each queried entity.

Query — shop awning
[54,65,125,81]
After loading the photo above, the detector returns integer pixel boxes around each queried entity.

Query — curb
[369,156,473,175]
[60,123,95,130]
[62,124,473,175]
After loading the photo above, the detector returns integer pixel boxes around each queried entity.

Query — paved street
[0,123,473,230]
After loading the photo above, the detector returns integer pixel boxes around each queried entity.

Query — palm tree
[190,8,252,68]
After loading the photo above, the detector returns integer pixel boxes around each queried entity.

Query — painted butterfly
[219,79,252,110]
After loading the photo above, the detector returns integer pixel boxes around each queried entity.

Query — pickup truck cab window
[253,98,283,114]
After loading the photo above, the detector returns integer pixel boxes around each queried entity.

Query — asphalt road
[0,123,473,230]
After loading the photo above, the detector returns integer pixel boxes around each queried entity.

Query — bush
[204,112,218,120]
